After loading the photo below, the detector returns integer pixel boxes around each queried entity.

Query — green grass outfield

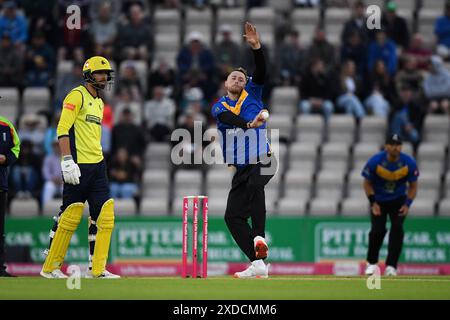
[1,276,450,300]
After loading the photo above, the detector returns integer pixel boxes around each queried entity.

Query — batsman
[41,56,119,279]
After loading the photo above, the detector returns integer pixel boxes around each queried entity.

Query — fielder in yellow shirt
[41,56,119,279]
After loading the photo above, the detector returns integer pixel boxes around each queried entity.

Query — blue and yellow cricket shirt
[211,79,270,167]
[362,151,419,202]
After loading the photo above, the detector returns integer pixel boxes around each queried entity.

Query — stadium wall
[5,216,450,276]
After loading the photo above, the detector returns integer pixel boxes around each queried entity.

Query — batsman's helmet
[82,56,114,90]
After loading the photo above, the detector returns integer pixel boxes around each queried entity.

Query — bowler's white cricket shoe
[233,260,269,279]
[364,264,379,276]
[384,266,397,276]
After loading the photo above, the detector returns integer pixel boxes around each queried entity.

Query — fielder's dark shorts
[59,160,110,221]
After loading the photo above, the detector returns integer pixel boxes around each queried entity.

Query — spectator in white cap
[144,86,176,142]
[423,55,450,114]
[176,30,217,100]
[214,24,241,80]
[180,86,207,114]
[186,30,204,44]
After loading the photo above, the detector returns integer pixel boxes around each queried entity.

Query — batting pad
[92,199,115,276]
[42,202,84,273]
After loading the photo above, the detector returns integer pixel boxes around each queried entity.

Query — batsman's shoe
[384,266,397,276]
[40,269,68,279]
[233,260,269,279]
[85,269,120,279]
[254,236,268,259]
[364,264,378,276]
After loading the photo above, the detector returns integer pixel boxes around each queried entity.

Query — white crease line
[254,277,450,282]
[132,277,450,282]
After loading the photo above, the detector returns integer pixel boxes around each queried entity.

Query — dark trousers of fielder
[0,191,6,272]
[367,196,406,268]
[225,157,276,262]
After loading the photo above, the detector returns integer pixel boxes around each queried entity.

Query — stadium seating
[346,169,366,199]
[114,199,137,216]
[216,8,245,44]
[359,116,387,145]
[401,141,415,157]
[142,169,170,199]
[443,172,450,199]
[248,7,275,53]
[417,142,446,174]
[291,8,320,46]
[422,0,446,10]
[327,115,355,143]
[352,143,380,169]
[145,143,172,169]
[340,198,370,217]
[154,9,180,36]
[205,196,228,216]
[173,170,203,211]
[416,171,442,202]
[309,198,339,216]
[0,87,19,122]
[422,115,450,145]
[0,87,19,107]
[295,115,325,143]
[270,87,299,117]
[206,169,233,199]
[409,198,436,216]
[267,0,292,13]
[271,142,287,174]
[324,8,351,46]
[267,114,293,141]
[265,169,281,203]
[315,169,346,201]
[22,87,51,113]
[42,199,63,217]
[56,60,74,78]
[321,142,351,171]
[438,198,450,216]
[154,9,181,69]
[185,7,213,47]
[139,198,169,216]
[283,169,314,200]
[277,197,308,216]
[289,142,319,171]
[9,199,39,217]
[418,8,439,47]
